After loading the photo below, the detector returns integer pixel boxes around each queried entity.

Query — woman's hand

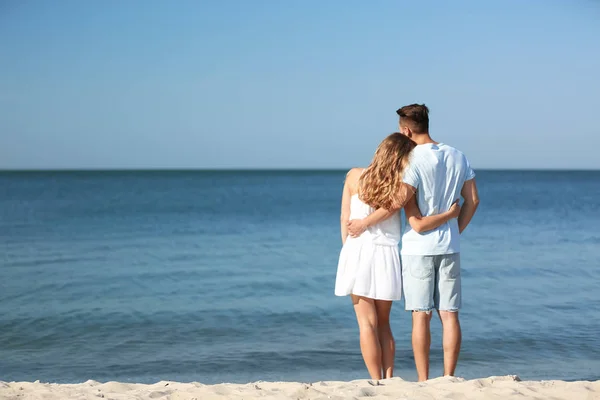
[449,200,461,219]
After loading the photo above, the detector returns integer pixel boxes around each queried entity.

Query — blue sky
[1,0,599,169]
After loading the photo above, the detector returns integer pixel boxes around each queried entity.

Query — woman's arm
[340,171,355,244]
[405,196,460,233]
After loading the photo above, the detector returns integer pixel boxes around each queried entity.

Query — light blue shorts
[401,253,461,312]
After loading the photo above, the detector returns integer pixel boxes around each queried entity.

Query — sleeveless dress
[334,194,402,301]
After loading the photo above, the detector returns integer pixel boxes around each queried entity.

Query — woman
[334,132,460,381]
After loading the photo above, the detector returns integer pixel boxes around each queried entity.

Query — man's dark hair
[396,104,429,134]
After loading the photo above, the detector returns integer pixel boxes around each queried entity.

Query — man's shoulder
[440,144,475,181]
[440,143,471,162]
[409,145,431,161]
[440,143,464,154]
[410,143,469,163]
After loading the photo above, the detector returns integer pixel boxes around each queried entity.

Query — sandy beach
[1,375,598,400]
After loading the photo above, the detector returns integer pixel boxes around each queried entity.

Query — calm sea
[1,170,599,384]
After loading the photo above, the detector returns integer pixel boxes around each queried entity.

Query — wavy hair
[358,132,416,210]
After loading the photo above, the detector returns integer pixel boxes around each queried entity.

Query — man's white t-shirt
[401,143,475,256]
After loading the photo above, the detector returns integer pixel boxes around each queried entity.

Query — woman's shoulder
[345,168,365,193]
[345,167,365,179]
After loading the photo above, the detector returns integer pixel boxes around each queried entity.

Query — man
[347,104,479,381]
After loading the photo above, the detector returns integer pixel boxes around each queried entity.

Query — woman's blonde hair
[359,132,416,210]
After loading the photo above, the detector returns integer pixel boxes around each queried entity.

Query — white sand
[1,375,599,400]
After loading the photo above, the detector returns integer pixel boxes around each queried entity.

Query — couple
[334,104,480,382]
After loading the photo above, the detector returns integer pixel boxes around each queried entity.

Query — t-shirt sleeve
[465,157,476,181]
[402,161,419,189]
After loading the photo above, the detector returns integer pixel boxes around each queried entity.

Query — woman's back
[336,165,404,302]
[348,194,401,246]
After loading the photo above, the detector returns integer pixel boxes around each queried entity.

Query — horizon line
[1,167,599,173]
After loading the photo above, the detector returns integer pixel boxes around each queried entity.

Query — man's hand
[347,219,368,237]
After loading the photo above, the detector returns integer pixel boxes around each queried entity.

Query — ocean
[1,170,599,384]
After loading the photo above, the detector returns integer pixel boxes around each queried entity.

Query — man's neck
[411,133,437,145]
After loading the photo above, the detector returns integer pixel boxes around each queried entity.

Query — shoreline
[2,375,599,400]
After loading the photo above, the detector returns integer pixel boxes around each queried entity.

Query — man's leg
[438,310,461,376]
[436,253,462,377]
[412,310,433,381]
[401,255,435,381]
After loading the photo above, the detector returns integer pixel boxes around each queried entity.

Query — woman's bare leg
[375,300,395,378]
[352,295,382,380]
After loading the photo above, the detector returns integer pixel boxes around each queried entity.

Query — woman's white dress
[334,194,402,301]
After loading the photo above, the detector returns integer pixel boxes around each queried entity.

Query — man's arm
[458,179,480,233]
[347,183,415,237]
